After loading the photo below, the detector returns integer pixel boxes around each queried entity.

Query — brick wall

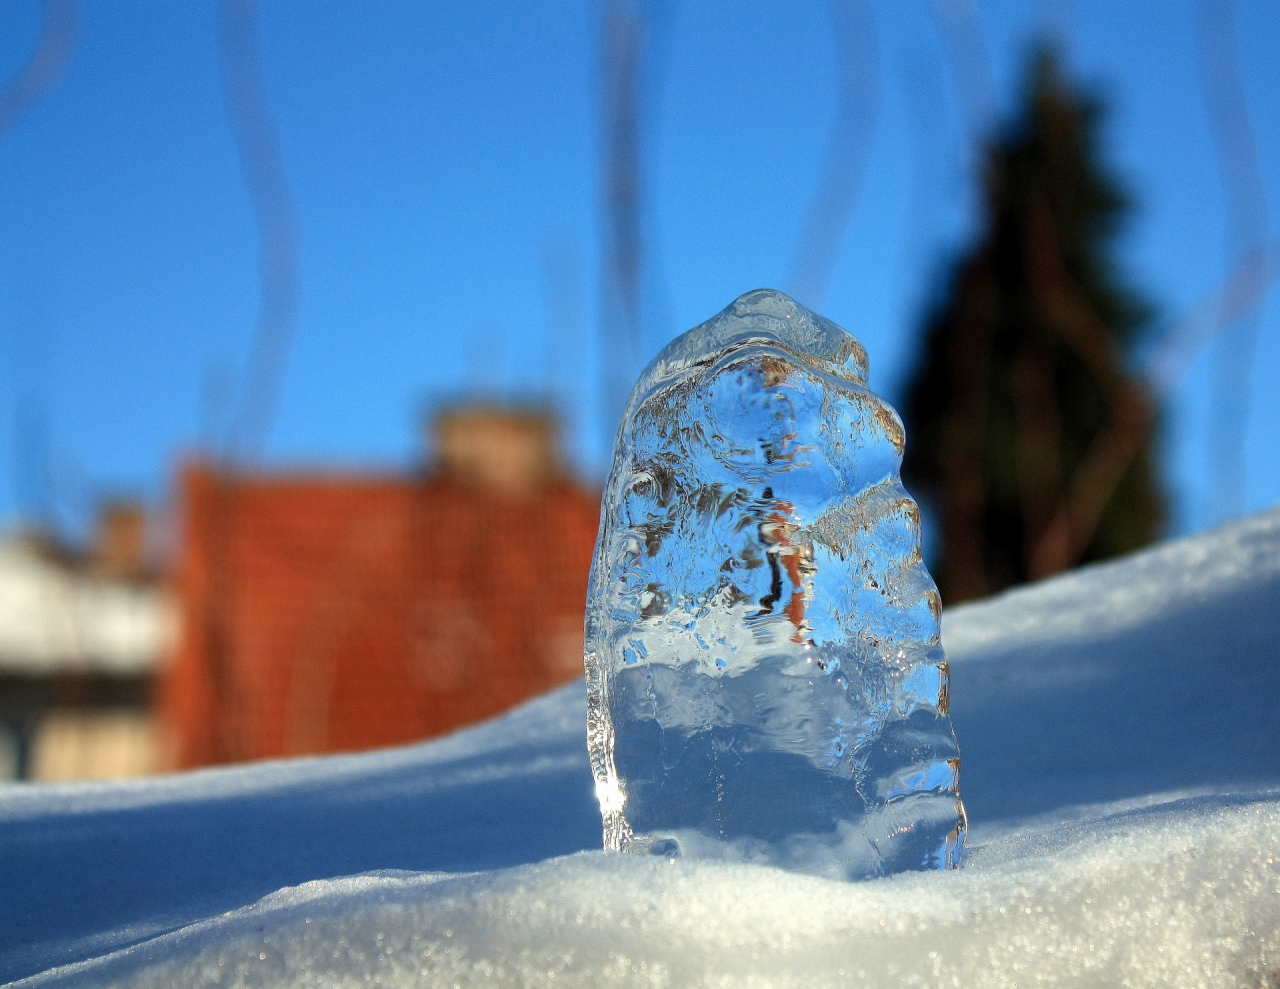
[160,462,600,767]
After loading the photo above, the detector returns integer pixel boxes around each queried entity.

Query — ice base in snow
[584,289,965,879]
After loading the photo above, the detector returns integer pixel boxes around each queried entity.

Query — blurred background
[0,0,1276,781]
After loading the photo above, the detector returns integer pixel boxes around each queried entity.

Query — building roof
[0,534,175,676]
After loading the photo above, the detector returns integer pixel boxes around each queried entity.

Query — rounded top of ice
[629,289,869,407]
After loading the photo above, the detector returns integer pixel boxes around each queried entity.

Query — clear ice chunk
[584,289,966,880]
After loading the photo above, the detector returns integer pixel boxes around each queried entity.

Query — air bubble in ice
[584,289,965,880]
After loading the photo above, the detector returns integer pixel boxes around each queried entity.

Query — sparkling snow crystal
[584,289,966,879]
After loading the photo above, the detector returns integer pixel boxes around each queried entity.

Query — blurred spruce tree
[901,49,1164,603]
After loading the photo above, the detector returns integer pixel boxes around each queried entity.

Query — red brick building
[160,408,600,768]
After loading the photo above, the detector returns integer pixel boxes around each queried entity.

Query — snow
[2,508,1278,987]
[15,795,1280,989]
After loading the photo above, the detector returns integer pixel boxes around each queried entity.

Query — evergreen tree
[901,49,1163,603]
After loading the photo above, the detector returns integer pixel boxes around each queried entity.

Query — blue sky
[0,0,1277,544]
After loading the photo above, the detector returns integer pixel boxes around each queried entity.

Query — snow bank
[4,508,1279,986]
[23,793,1280,988]
[948,505,1280,822]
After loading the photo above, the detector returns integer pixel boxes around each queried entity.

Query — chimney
[92,501,149,580]
[430,404,561,494]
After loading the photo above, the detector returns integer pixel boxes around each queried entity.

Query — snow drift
[3,508,1278,987]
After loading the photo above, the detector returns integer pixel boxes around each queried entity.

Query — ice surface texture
[584,289,965,879]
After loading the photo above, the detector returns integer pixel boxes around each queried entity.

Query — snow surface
[2,508,1278,987]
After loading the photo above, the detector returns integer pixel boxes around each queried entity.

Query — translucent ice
[584,289,965,879]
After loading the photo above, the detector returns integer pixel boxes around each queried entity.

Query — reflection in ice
[585,289,965,880]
